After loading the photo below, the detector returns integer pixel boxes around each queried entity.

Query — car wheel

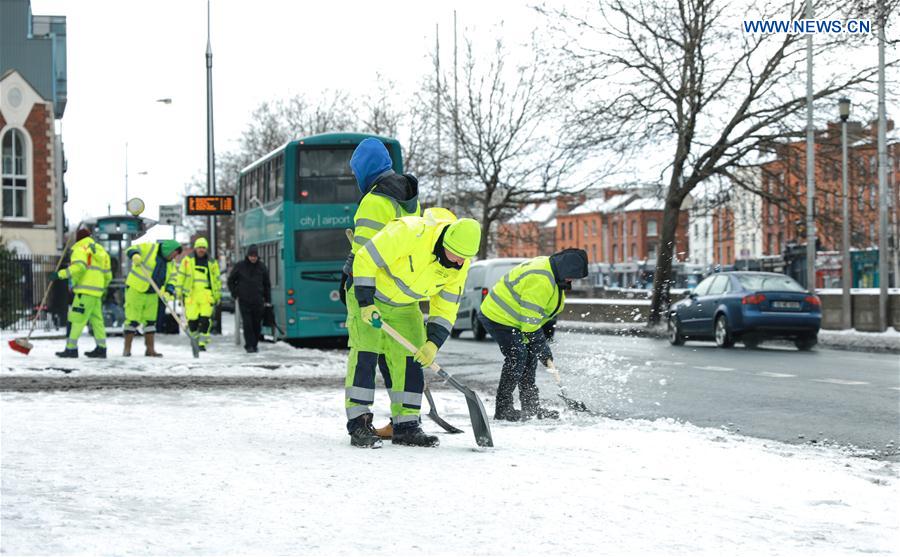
[743,334,761,349]
[794,334,817,351]
[450,328,462,339]
[668,316,685,346]
[714,314,734,348]
[472,315,487,341]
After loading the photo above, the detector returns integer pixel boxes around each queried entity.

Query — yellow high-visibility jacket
[58,237,112,298]
[177,255,221,302]
[480,256,565,332]
[343,178,421,276]
[353,210,469,338]
[125,243,174,293]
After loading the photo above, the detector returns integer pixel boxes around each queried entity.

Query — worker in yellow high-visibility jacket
[479,248,588,421]
[341,137,421,438]
[345,209,481,448]
[177,237,221,350]
[53,225,112,358]
[123,240,182,357]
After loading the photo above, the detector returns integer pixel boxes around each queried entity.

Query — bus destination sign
[186,195,235,215]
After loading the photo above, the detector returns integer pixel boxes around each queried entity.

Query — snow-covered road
[2,333,898,555]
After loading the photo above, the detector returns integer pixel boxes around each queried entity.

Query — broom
[9,232,78,355]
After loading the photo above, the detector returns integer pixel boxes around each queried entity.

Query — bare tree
[542,0,888,325]
[439,37,591,258]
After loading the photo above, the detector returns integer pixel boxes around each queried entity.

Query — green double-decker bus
[236,132,404,343]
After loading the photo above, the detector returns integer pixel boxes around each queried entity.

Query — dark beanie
[75,226,92,241]
[246,244,259,257]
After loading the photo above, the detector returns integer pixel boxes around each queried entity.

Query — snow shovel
[9,232,78,355]
[381,321,493,448]
[375,385,465,439]
[146,275,200,358]
[546,360,592,413]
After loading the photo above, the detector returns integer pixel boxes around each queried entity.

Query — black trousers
[239,302,264,350]
[478,313,549,415]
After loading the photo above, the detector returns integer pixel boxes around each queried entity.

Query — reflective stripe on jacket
[178,255,221,301]
[343,185,421,275]
[58,237,112,298]
[352,212,468,337]
[125,242,173,292]
[479,256,564,333]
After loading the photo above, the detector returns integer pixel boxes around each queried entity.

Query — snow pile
[2,389,898,555]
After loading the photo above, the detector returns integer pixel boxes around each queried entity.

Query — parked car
[451,258,526,340]
[667,272,821,350]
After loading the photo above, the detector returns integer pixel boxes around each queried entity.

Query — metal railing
[0,254,67,333]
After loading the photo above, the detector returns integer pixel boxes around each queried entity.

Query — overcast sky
[30,0,543,225]
[29,0,895,228]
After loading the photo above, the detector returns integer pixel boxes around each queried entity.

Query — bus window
[294,229,350,262]
[296,148,359,204]
[273,155,284,200]
[262,162,271,203]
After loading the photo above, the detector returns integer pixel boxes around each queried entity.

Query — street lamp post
[839,98,851,330]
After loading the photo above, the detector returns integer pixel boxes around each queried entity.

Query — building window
[647,219,658,237]
[583,222,588,237]
[612,244,617,262]
[631,243,637,259]
[591,244,597,261]
[630,220,636,237]
[870,184,876,209]
[591,220,597,236]
[1,129,28,219]
[648,242,658,260]
[568,222,573,240]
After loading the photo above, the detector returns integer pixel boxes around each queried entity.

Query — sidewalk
[556,320,900,354]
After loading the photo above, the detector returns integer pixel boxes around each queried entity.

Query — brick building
[496,197,582,258]
[0,0,67,256]
[759,120,900,257]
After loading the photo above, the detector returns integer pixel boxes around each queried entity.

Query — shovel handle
[380,322,442,373]
[545,359,563,385]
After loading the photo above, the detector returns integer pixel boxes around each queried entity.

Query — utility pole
[876,0,889,330]
[839,98,851,330]
[206,0,217,259]
[453,10,459,193]
[435,23,443,207]
[124,142,129,210]
[804,0,816,293]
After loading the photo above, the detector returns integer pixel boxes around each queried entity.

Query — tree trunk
[648,190,685,326]
[478,217,492,260]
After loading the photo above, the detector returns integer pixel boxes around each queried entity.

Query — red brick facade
[22,102,53,225]
[760,120,900,256]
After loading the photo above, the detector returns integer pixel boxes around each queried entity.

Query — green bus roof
[241,132,401,175]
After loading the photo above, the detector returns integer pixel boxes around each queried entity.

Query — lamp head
[838,97,851,122]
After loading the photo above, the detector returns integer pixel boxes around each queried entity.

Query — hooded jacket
[343,139,421,278]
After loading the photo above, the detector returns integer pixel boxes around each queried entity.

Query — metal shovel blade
[437,369,493,447]
[424,385,464,434]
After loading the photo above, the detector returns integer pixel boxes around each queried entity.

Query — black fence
[0,254,68,333]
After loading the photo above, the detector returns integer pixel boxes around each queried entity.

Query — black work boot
[55,348,78,358]
[84,346,107,359]
[494,406,523,422]
[535,407,560,420]
[392,420,439,447]
[348,413,383,449]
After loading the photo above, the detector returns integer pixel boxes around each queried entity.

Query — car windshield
[735,274,805,292]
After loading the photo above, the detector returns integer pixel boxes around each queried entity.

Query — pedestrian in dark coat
[227,244,272,353]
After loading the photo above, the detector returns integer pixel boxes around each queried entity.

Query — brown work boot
[144,333,162,357]
[374,422,393,440]
[123,332,134,357]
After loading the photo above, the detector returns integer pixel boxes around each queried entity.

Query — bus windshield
[296,148,359,204]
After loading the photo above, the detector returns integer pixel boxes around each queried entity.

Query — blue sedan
[668,272,821,351]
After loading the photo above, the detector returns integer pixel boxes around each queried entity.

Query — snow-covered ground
[2,332,899,556]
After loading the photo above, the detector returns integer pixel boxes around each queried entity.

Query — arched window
[2,129,28,219]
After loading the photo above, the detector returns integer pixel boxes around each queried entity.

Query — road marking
[890,387,900,391]
[757,372,796,378]
[813,379,869,386]
[693,366,735,372]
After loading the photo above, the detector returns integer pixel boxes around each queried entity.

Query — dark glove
[164,284,176,295]
[50,271,61,281]
[538,341,553,367]
[339,272,348,306]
